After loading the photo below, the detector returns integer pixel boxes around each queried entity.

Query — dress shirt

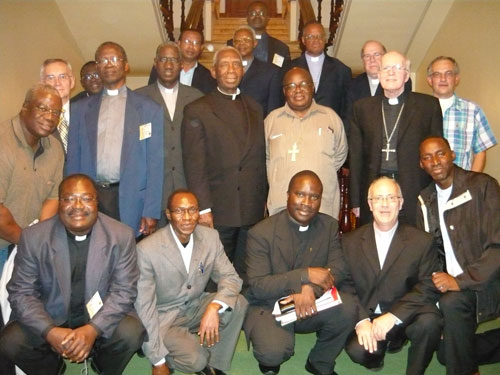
[180,63,197,86]
[157,81,179,121]
[305,52,325,93]
[96,86,127,182]
[436,184,464,277]
[368,76,380,96]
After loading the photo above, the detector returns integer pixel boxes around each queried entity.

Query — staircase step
[213,16,289,42]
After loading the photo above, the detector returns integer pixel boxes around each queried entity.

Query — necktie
[58,116,68,152]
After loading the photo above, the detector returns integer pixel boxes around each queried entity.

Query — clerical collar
[158,80,178,94]
[385,91,406,105]
[217,87,241,100]
[287,213,311,231]
[66,229,92,242]
[105,85,126,96]
[255,34,262,40]
[368,76,380,85]
[305,52,324,63]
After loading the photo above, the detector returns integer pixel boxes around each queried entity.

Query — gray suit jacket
[135,83,204,208]
[135,224,242,364]
[7,214,138,339]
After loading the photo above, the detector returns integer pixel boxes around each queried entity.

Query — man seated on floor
[417,136,500,375]
[244,170,357,375]
[0,174,144,375]
[135,189,248,375]
[342,177,442,375]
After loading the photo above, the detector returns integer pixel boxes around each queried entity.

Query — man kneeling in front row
[0,174,145,375]
[135,189,248,375]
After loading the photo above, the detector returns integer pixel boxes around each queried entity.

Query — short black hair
[58,174,98,198]
[288,170,323,193]
[179,29,204,45]
[95,41,128,61]
[167,189,198,211]
[79,61,98,77]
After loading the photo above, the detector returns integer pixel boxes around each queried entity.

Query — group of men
[0,1,499,375]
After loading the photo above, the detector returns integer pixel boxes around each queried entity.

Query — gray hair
[212,46,242,67]
[23,83,61,106]
[233,25,257,41]
[360,40,387,58]
[367,176,402,200]
[155,41,182,60]
[40,58,73,79]
[426,56,460,76]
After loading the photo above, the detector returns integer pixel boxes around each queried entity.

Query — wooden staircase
[199,16,301,67]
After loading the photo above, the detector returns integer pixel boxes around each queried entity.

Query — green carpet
[66,320,500,374]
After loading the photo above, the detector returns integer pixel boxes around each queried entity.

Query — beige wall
[415,0,500,180]
[0,1,84,122]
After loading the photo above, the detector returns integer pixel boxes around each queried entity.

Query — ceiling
[52,0,454,76]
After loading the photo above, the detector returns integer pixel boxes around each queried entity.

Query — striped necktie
[58,115,68,152]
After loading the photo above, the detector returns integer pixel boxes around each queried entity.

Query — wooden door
[224,0,278,18]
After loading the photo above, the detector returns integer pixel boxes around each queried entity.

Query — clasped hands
[356,313,398,354]
[46,324,98,363]
[279,267,334,320]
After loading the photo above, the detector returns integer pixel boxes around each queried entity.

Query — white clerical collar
[75,235,87,241]
[299,225,309,232]
[373,221,398,237]
[388,97,399,105]
[105,85,126,96]
[106,89,119,96]
[217,87,241,100]
[368,76,379,85]
[255,34,262,40]
[158,81,178,94]
[306,52,324,63]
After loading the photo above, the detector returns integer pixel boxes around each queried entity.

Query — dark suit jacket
[148,64,216,94]
[349,92,443,226]
[181,90,267,227]
[290,54,352,119]
[245,210,349,307]
[70,91,90,103]
[240,58,283,116]
[7,214,138,339]
[341,223,440,322]
[66,88,164,235]
[344,73,412,136]
[228,32,291,71]
[135,82,204,209]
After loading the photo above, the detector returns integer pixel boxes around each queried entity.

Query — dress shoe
[258,363,280,375]
[196,365,227,375]
[305,358,338,375]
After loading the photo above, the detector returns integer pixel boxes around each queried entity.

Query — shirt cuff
[212,299,229,313]
[355,318,370,329]
[199,208,212,215]
[388,312,403,325]
[154,358,166,366]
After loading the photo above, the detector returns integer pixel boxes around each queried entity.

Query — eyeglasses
[33,105,64,118]
[82,72,100,81]
[368,195,401,204]
[362,52,384,61]
[44,74,72,83]
[248,10,265,17]
[430,71,455,79]
[60,194,97,205]
[234,37,254,45]
[283,81,313,92]
[303,34,324,41]
[181,39,201,46]
[157,56,180,64]
[96,56,125,66]
[170,207,199,216]
[380,64,408,73]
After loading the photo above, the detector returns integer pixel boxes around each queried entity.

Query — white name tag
[139,123,152,140]
[272,53,284,68]
[86,291,103,319]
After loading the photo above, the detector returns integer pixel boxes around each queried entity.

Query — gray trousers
[164,293,248,372]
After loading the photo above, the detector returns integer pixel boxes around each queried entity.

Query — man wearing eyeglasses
[265,67,347,220]
[40,58,76,152]
[71,61,103,103]
[342,177,441,374]
[135,189,247,375]
[0,84,64,276]
[137,42,203,227]
[66,41,164,238]
[0,173,145,375]
[290,21,351,121]
[344,40,412,135]
[426,56,497,172]
[349,51,443,227]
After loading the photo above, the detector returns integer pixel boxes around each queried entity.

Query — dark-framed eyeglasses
[82,72,100,81]
[283,81,313,92]
[96,56,125,66]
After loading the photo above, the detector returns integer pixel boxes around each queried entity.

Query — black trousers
[96,184,120,221]
[0,312,15,375]
[0,315,145,375]
[345,307,442,375]
[214,225,251,286]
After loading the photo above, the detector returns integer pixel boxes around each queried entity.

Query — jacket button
[449,225,454,230]
[237,186,240,191]
[187,285,191,289]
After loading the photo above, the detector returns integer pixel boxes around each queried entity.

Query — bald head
[378,51,410,98]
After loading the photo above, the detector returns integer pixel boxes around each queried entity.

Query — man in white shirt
[342,177,441,374]
[135,189,248,375]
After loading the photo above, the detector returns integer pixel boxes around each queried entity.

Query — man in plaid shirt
[426,56,497,172]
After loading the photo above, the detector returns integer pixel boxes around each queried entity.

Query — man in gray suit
[135,189,248,375]
[136,42,203,226]
[0,174,145,375]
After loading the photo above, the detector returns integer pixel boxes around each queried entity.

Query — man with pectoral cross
[349,51,443,226]
[265,67,347,219]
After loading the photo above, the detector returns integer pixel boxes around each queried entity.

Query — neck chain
[381,102,405,146]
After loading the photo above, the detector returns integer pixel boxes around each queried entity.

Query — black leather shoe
[258,363,280,375]
[305,358,338,375]
[196,365,227,375]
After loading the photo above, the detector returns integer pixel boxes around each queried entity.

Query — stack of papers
[272,287,343,326]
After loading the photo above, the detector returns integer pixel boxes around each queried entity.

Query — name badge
[86,291,103,319]
[139,123,152,140]
[272,53,284,68]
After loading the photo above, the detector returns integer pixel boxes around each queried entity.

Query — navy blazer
[66,88,164,235]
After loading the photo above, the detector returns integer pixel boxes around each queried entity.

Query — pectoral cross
[288,142,300,162]
[382,143,396,161]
